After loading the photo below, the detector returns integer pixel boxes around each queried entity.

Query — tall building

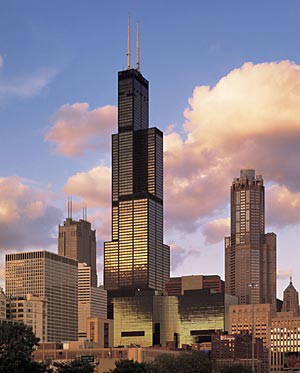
[104,30,170,297]
[225,169,276,305]
[5,251,78,342]
[58,217,97,287]
[282,277,299,316]
[78,263,107,340]
[0,287,6,320]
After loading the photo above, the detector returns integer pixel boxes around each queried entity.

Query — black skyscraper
[104,54,170,298]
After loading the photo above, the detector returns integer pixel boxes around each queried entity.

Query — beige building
[78,263,107,340]
[165,275,224,296]
[225,170,276,306]
[270,314,300,371]
[87,317,113,348]
[228,303,273,348]
[7,294,48,341]
[59,217,97,287]
[6,251,78,342]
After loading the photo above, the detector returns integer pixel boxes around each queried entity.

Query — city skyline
[0,1,300,298]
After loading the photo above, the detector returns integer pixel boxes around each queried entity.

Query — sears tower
[104,22,170,298]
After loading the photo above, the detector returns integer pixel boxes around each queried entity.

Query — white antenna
[136,21,140,71]
[127,14,131,69]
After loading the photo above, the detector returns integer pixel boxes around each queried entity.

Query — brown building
[6,251,78,342]
[87,317,113,348]
[211,332,267,372]
[165,275,224,296]
[282,277,299,316]
[58,217,97,287]
[225,169,276,306]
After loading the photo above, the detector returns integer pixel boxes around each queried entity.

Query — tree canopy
[219,365,252,373]
[0,322,44,373]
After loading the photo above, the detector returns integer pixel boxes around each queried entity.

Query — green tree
[153,351,212,373]
[0,322,44,373]
[51,360,95,372]
[107,359,155,373]
[219,365,252,373]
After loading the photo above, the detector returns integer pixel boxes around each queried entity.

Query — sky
[0,0,300,297]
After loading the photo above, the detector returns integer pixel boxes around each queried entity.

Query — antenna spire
[136,22,140,71]
[127,14,131,69]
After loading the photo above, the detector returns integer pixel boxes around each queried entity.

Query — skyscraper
[104,25,170,297]
[225,169,276,305]
[58,216,97,287]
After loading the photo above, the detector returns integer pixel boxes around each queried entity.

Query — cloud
[0,176,62,250]
[164,60,300,232]
[0,67,58,99]
[64,166,111,208]
[202,218,230,245]
[277,269,292,281]
[45,103,117,157]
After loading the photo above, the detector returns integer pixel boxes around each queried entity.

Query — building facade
[58,218,97,287]
[78,263,107,340]
[6,294,48,341]
[104,66,170,297]
[5,251,78,342]
[165,275,224,296]
[225,169,276,306]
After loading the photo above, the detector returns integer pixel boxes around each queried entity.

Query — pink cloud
[0,176,62,250]
[45,103,117,157]
[202,218,230,245]
[63,166,111,208]
[164,60,300,232]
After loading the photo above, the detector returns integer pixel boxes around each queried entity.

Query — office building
[78,263,107,340]
[270,314,300,371]
[228,303,273,348]
[5,251,78,342]
[165,275,224,296]
[282,277,299,316]
[113,289,237,348]
[6,294,48,342]
[104,29,170,298]
[58,217,97,287]
[225,169,276,305]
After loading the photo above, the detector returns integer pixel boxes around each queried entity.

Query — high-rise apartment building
[104,47,170,296]
[5,251,78,341]
[225,169,276,305]
[78,263,107,340]
[58,218,97,287]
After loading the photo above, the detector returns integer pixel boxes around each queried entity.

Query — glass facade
[113,290,238,348]
[104,68,170,295]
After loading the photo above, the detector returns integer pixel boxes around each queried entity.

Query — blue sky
[0,1,300,296]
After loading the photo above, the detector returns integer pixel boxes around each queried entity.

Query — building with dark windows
[104,58,170,298]
[282,278,299,316]
[58,217,97,287]
[165,275,225,296]
[225,169,276,306]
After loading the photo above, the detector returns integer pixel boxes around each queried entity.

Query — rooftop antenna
[70,197,73,219]
[67,197,70,219]
[136,21,140,71]
[127,14,131,69]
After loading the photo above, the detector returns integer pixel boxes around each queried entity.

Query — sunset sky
[1,1,300,297]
